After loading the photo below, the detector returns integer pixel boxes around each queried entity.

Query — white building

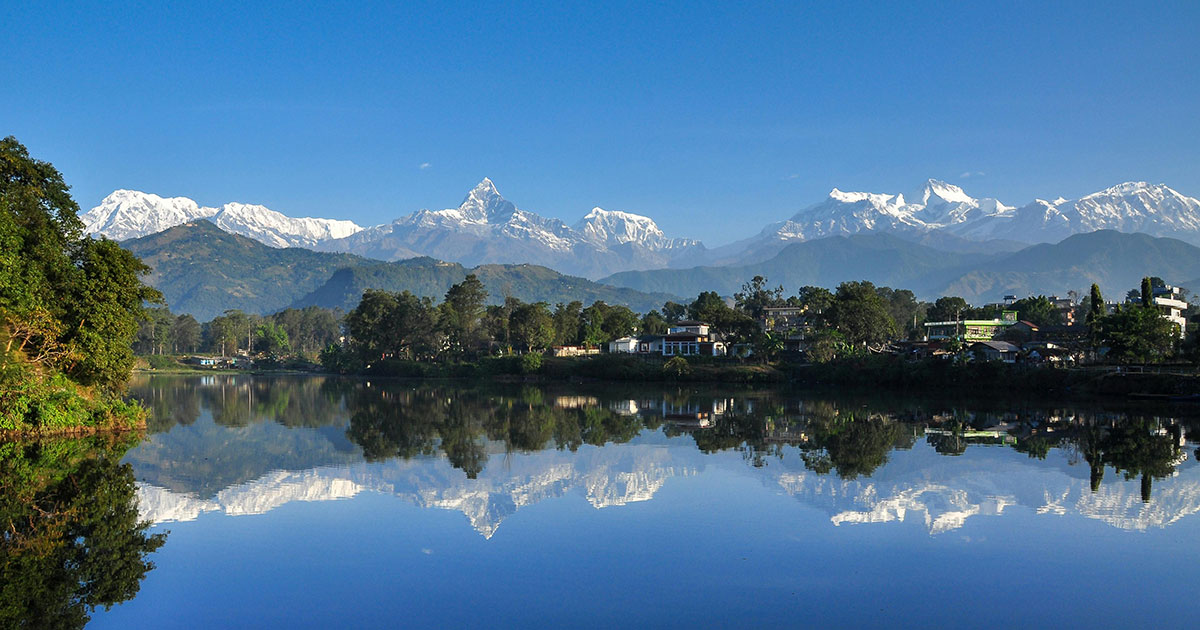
[1153,285,1189,337]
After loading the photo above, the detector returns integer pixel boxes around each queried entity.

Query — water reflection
[124,374,1200,537]
[0,436,166,629]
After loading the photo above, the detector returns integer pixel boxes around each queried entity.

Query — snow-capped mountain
[80,190,219,241]
[718,179,1200,263]
[947,181,1200,243]
[81,190,363,248]
[320,178,706,278]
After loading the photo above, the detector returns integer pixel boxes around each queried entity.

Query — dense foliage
[0,137,157,432]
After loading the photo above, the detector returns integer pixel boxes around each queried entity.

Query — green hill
[123,222,676,320]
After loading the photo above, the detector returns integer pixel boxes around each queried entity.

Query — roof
[971,340,1021,352]
[672,320,707,327]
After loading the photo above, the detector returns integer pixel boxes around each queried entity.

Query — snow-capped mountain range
[314,178,705,277]
[80,179,1200,278]
[721,179,1200,262]
[81,189,363,248]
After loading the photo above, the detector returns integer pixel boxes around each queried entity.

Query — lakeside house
[969,340,1021,363]
[924,310,1019,342]
[662,321,727,357]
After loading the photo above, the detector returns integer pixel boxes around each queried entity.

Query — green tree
[255,321,291,358]
[794,286,834,328]
[661,301,687,323]
[1102,304,1178,363]
[827,281,897,348]
[640,310,667,336]
[926,296,970,324]
[441,274,488,356]
[734,275,783,320]
[509,302,554,352]
[1086,283,1106,349]
[1009,295,1062,327]
[1141,276,1153,307]
[172,314,201,353]
[0,136,159,394]
[552,301,583,346]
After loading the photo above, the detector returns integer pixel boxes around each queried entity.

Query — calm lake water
[35,375,1200,627]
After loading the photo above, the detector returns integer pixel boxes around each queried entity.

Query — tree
[0,136,160,393]
[826,281,897,349]
[344,290,398,362]
[640,310,667,336]
[1141,276,1153,307]
[172,314,201,353]
[926,296,970,324]
[1102,304,1177,363]
[875,287,922,339]
[794,286,834,328]
[441,274,487,356]
[1009,295,1062,327]
[255,322,291,358]
[552,301,583,346]
[509,302,554,352]
[1086,284,1105,349]
[661,301,687,323]
[734,275,783,320]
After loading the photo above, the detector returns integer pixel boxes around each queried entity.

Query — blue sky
[4,1,1198,245]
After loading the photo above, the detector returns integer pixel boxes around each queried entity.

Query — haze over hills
[122,221,674,320]
[602,230,1200,303]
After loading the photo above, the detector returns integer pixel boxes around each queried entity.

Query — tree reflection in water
[0,436,166,630]
[127,375,1200,501]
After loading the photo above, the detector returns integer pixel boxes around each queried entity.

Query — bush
[520,352,543,374]
[663,356,691,379]
[145,355,178,370]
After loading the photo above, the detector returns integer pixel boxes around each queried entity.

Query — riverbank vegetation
[0,137,157,434]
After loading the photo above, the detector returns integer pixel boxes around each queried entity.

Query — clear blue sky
[4,1,1198,245]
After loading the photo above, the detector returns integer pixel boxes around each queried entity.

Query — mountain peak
[917,179,973,206]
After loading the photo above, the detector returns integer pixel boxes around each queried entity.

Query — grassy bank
[0,372,146,438]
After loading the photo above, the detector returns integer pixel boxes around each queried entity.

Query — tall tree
[734,275,783,320]
[826,281,897,349]
[441,274,488,356]
[1086,284,1105,349]
[0,136,159,391]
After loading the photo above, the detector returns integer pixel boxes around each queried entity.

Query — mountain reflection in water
[124,374,1200,537]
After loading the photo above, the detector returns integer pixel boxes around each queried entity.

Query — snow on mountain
[734,179,1200,260]
[80,190,363,248]
[573,207,701,251]
[209,202,363,248]
[81,190,218,241]
[321,178,706,278]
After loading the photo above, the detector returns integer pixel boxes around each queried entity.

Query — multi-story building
[1152,285,1189,337]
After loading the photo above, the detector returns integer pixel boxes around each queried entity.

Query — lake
[11,374,1200,628]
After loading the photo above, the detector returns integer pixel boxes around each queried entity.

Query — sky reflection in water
[88,375,1200,629]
